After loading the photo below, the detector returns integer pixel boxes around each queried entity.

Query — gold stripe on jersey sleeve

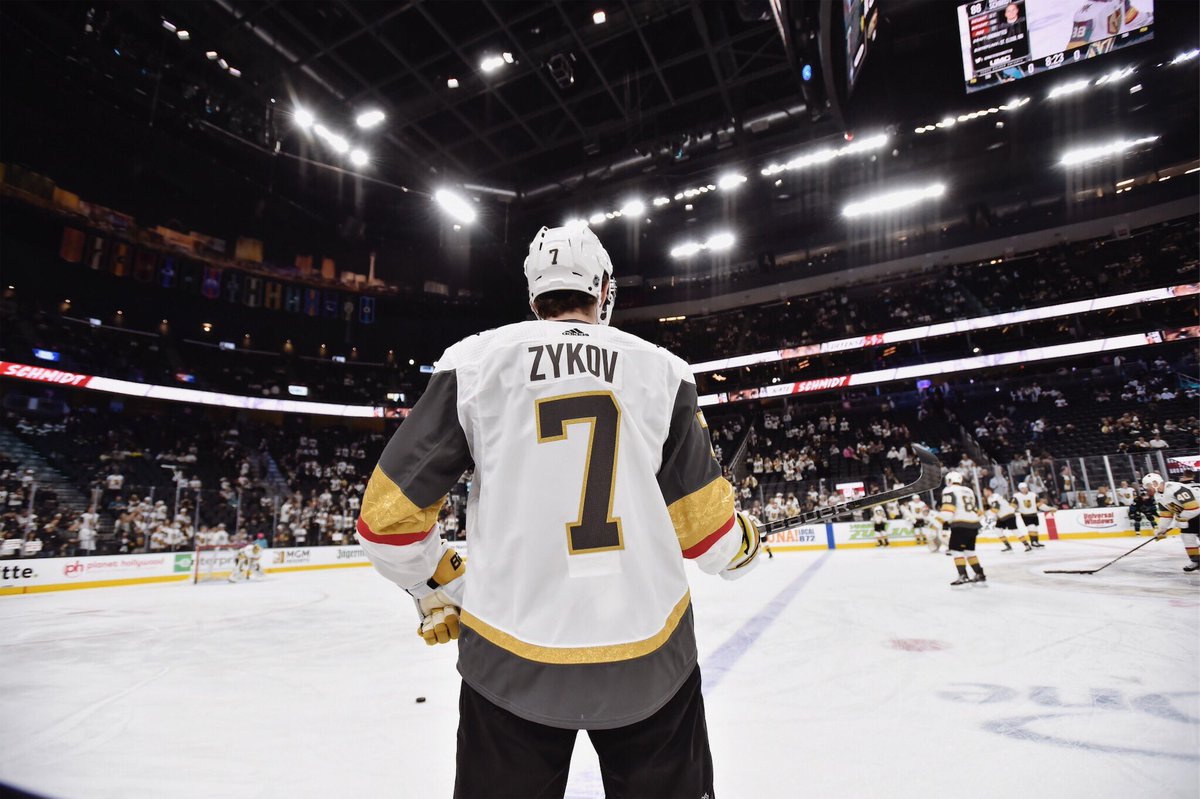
[359,465,444,538]
[669,476,736,551]
[460,591,691,665]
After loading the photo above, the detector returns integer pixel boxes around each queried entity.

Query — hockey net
[193,544,242,584]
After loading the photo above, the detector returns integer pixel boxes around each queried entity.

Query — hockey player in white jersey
[982,487,1031,552]
[355,222,760,798]
[940,471,986,586]
[228,543,263,582]
[902,494,930,547]
[872,505,891,547]
[1012,482,1046,547]
[1142,473,1200,572]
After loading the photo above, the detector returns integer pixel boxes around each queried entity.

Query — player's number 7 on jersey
[535,391,625,555]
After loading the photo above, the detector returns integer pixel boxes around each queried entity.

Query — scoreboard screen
[957,0,1154,93]
[845,0,880,93]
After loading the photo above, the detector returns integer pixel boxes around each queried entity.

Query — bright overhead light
[1170,49,1199,65]
[620,199,645,216]
[842,183,945,219]
[294,107,315,129]
[228,67,241,78]
[435,189,477,225]
[162,20,177,33]
[762,133,889,176]
[206,51,219,60]
[1095,67,1134,85]
[705,232,735,251]
[176,30,190,41]
[670,242,703,258]
[481,54,512,73]
[717,172,747,190]
[349,149,369,167]
[447,77,459,88]
[588,212,606,225]
[356,109,386,129]
[217,58,229,70]
[652,196,670,207]
[1048,79,1090,99]
[1059,136,1159,166]
[593,10,607,24]
[314,124,349,154]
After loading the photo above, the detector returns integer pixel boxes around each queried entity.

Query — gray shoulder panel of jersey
[456,607,698,730]
[376,369,472,507]
[657,380,721,507]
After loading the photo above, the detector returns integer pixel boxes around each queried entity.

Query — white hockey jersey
[356,320,738,729]
[986,494,1017,520]
[940,485,981,527]
[903,499,928,522]
[1154,482,1200,532]
[1013,490,1039,515]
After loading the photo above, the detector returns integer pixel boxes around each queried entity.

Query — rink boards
[0,509,1173,594]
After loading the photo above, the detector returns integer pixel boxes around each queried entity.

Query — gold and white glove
[407,548,466,645]
[719,512,762,581]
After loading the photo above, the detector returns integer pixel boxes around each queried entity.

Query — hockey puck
[415,696,426,703]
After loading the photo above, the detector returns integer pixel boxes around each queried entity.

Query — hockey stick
[760,444,943,537]
[1043,535,1158,575]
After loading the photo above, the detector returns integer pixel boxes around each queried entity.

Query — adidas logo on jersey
[561,327,588,336]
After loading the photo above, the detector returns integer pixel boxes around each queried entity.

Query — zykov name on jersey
[527,340,620,384]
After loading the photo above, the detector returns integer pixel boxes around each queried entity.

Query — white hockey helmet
[1017,482,1028,491]
[910,494,920,502]
[1142,473,1164,490]
[945,471,963,486]
[523,222,615,325]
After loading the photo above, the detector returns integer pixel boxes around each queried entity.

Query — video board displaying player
[957,0,1154,93]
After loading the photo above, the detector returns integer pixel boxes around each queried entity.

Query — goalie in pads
[228,543,264,582]
[355,221,759,799]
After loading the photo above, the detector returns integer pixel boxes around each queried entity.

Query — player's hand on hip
[720,511,762,581]
[415,590,461,645]
[409,547,466,645]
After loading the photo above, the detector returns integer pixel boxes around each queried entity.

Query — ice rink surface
[1,538,1197,799]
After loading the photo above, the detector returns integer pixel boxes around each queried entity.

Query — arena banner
[763,524,827,551]
[0,552,189,595]
[1047,507,1139,539]
[699,328,1175,407]
[0,360,398,419]
[261,544,372,573]
[690,284,1197,375]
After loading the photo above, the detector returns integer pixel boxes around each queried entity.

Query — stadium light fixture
[294,107,315,129]
[1047,79,1090,99]
[435,189,477,225]
[314,124,350,154]
[481,53,513,73]
[593,10,606,24]
[1170,49,1199,65]
[705,232,735,251]
[228,68,241,78]
[717,172,747,190]
[842,183,945,219]
[762,132,888,176]
[349,149,369,167]
[447,77,460,88]
[652,196,670,207]
[1059,136,1159,167]
[206,51,219,60]
[162,20,177,33]
[588,212,606,225]
[176,30,190,41]
[670,241,703,258]
[620,199,645,216]
[1095,67,1134,85]
[217,58,229,70]
[356,110,386,129]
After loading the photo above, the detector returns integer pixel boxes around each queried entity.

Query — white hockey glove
[408,548,466,645]
[720,512,762,581]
